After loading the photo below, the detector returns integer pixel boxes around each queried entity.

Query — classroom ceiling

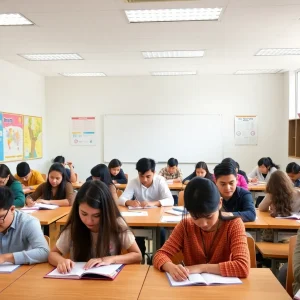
[1,0,300,76]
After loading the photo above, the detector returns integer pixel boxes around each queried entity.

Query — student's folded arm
[258,194,272,212]
[293,230,300,284]
[13,219,49,265]
[219,219,250,278]
[153,221,185,271]
[232,193,256,222]
[118,182,135,206]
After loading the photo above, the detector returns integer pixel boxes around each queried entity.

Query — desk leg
[256,229,261,242]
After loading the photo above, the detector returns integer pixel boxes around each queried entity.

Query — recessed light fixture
[256,48,300,56]
[0,13,33,26]
[151,71,197,76]
[60,72,106,77]
[235,69,282,75]
[142,50,204,59]
[125,8,222,23]
[19,53,83,61]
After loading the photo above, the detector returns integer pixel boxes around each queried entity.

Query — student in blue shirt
[214,162,256,222]
[0,186,49,264]
[286,162,300,187]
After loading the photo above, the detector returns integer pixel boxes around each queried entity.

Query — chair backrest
[125,173,128,180]
[246,235,257,268]
[44,235,50,246]
[178,191,184,206]
[287,235,297,297]
[41,173,47,181]
[117,189,123,197]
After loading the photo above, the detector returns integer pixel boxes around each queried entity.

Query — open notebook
[166,272,242,287]
[22,203,59,210]
[45,263,123,280]
[128,206,158,210]
[0,263,20,273]
[276,213,300,220]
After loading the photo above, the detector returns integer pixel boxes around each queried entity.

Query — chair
[41,173,46,181]
[44,235,50,246]
[169,236,257,268]
[117,189,123,197]
[286,235,297,297]
[178,191,184,206]
[125,174,128,180]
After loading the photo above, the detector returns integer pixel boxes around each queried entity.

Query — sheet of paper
[121,211,148,217]
[161,215,182,222]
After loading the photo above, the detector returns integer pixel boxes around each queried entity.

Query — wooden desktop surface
[0,266,33,293]
[30,207,71,225]
[138,267,291,300]
[0,263,149,300]
[248,184,266,191]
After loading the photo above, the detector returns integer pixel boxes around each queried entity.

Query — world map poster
[3,113,23,161]
[24,115,43,159]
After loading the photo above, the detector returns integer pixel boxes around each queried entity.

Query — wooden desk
[0,263,149,299]
[72,181,84,189]
[116,183,183,191]
[256,242,289,259]
[138,267,291,300]
[248,184,266,191]
[0,266,32,293]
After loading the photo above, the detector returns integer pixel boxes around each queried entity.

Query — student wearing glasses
[0,186,49,265]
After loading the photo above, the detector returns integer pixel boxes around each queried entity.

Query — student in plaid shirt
[159,158,183,183]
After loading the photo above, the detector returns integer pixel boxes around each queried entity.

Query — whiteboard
[104,114,223,163]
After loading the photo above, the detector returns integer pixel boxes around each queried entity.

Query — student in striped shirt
[153,177,250,281]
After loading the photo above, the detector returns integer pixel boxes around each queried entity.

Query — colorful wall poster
[71,117,96,145]
[24,115,43,159]
[234,115,258,145]
[0,113,3,161]
[3,113,23,161]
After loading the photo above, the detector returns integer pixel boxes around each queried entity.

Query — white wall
[46,74,286,181]
[0,59,47,174]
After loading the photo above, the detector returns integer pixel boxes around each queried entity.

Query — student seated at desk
[0,186,49,265]
[153,177,250,280]
[25,163,74,207]
[286,162,300,187]
[15,162,45,190]
[108,159,128,184]
[214,162,256,222]
[86,164,118,202]
[48,180,141,273]
[53,155,77,183]
[183,161,213,184]
[118,158,173,208]
[159,158,183,183]
[258,170,300,216]
[221,158,248,189]
[0,164,25,207]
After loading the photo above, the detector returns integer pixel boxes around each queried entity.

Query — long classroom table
[0,263,149,300]
[139,267,291,300]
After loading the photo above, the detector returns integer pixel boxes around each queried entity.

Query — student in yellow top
[15,162,45,190]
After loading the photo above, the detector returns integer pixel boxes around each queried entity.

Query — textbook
[165,208,188,216]
[276,213,300,220]
[172,206,188,213]
[22,203,59,210]
[0,263,20,273]
[128,206,158,210]
[166,272,242,287]
[45,263,123,280]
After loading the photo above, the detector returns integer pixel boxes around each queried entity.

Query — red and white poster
[71,117,96,146]
[3,113,23,161]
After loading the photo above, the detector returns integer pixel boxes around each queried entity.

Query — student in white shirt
[119,158,173,207]
[118,158,173,261]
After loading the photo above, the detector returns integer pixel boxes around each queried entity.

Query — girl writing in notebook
[183,161,213,184]
[25,163,74,207]
[153,177,250,281]
[48,180,142,273]
[258,170,300,217]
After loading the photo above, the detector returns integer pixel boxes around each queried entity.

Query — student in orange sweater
[153,177,250,281]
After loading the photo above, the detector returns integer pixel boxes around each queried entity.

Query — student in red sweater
[153,177,250,281]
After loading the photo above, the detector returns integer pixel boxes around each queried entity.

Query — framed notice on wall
[71,117,96,146]
[234,116,258,145]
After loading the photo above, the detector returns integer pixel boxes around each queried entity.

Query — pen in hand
[180,260,190,281]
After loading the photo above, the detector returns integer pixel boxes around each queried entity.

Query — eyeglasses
[0,210,9,224]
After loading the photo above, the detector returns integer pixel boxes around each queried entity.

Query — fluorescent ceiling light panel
[0,13,33,25]
[151,71,197,76]
[235,69,282,75]
[142,50,204,59]
[256,48,300,56]
[125,8,222,23]
[19,53,83,61]
[60,72,106,77]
